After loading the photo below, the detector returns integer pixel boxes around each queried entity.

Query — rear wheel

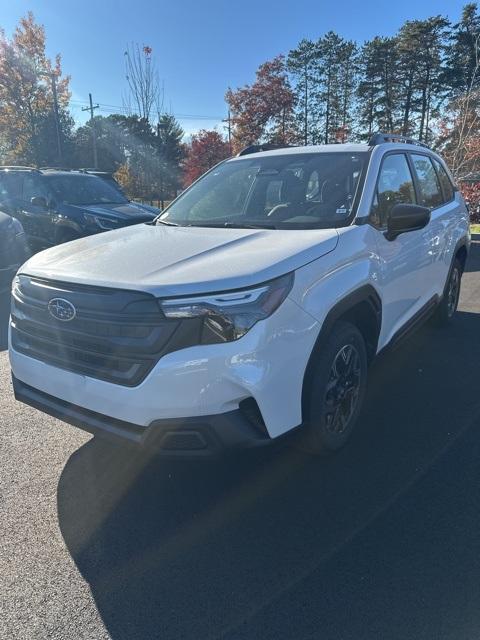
[299,321,368,454]
[434,258,462,326]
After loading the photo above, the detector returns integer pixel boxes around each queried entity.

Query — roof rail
[79,168,112,175]
[237,144,291,157]
[368,132,430,149]
[0,165,39,172]
[39,166,76,172]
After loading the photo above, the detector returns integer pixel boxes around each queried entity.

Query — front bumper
[9,297,319,440]
[12,376,270,454]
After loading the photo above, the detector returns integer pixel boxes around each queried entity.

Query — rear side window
[411,154,443,208]
[432,158,454,203]
[370,154,416,228]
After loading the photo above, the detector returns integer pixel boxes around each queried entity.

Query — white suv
[9,134,470,454]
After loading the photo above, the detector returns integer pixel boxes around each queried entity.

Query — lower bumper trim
[12,375,271,454]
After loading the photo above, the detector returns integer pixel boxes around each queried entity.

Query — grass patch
[471,224,480,234]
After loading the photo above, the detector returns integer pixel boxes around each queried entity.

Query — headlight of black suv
[160,272,294,342]
[83,213,119,230]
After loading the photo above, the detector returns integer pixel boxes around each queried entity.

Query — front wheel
[298,321,368,454]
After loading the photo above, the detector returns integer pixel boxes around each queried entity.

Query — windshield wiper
[187,222,276,230]
[156,218,180,226]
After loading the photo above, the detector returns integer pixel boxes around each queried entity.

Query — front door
[21,174,54,252]
[370,152,435,347]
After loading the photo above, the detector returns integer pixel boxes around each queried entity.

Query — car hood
[69,201,157,221]
[19,224,339,297]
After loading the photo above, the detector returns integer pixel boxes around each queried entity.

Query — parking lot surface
[1,237,480,640]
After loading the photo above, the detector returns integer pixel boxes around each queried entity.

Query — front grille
[11,275,202,386]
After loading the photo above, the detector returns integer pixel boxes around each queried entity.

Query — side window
[432,158,454,203]
[370,154,416,228]
[0,173,23,201]
[411,154,443,209]
[23,175,49,204]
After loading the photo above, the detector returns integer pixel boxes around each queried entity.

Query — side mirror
[30,196,48,210]
[385,203,430,241]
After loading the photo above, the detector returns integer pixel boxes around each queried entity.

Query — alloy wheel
[323,344,362,435]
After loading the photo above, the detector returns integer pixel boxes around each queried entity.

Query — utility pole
[82,93,100,169]
[157,118,167,209]
[39,71,62,165]
[222,110,232,154]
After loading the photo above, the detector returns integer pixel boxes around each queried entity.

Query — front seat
[267,172,306,219]
[320,178,349,211]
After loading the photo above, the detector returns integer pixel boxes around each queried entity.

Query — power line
[70,100,223,120]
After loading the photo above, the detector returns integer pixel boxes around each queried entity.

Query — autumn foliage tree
[225,56,296,152]
[183,130,230,186]
[0,12,71,165]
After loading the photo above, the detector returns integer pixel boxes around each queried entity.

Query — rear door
[409,153,460,295]
[370,152,435,346]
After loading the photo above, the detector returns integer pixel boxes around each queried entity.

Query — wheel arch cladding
[301,285,381,422]
[456,244,468,272]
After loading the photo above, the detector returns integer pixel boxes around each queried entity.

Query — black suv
[0,211,30,344]
[0,167,159,253]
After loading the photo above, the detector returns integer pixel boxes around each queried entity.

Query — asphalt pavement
[1,237,480,639]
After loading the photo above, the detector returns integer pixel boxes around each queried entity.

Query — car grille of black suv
[11,275,203,386]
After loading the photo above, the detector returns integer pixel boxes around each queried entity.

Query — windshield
[45,174,129,206]
[160,152,367,229]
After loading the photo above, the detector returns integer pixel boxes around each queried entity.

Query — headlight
[160,272,294,342]
[8,217,24,235]
[12,274,20,294]
[83,213,118,230]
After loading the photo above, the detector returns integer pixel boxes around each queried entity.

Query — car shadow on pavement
[57,302,480,640]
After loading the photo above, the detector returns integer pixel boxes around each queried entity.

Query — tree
[183,130,230,186]
[225,56,296,151]
[444,3,480,95]
[396,17,448,140]
[71,115,126,170]
[123,43,162,123]
[316,32,358,143]
[287,39,320,144]
[0,12,72,165]
[357,37,399,137]
[438,4,480,178]
[156,113,185,199]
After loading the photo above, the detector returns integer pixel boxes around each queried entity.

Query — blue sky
[2,0,470,137]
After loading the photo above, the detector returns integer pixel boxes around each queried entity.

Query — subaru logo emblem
[48,298,77,322]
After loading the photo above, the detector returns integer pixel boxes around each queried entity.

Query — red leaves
[225,55,296,152]
[183,130,230,187]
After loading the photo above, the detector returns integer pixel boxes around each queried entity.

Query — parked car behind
[0,167,159,253]
[81,169,165,216]
[0,210,30,344]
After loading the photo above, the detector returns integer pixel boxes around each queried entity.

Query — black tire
[434,258,462,326]
[298,321,368,454]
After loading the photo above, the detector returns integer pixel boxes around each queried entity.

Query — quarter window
[432,158,454,203]
[370,154,416,228]
[411,154,443,208]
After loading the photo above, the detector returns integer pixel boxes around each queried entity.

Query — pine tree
[444,3,480,95]
[357,37,399,138]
